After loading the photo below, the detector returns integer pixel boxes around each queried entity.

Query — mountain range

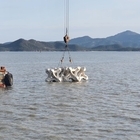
[1,30,140,51]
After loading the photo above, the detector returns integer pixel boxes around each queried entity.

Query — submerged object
[0,66,13,88]
[46,66,88,82]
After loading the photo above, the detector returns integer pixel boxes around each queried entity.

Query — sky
[0,0,140,43]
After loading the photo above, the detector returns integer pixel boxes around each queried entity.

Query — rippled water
[0,51,140,140]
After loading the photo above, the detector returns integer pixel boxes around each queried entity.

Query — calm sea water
[0,51,140,140]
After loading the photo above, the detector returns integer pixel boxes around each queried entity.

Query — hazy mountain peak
[106,30,140,43]
[70,36,93,44]
[115,30,140,36]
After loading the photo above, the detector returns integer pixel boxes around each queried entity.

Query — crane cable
[59,0,72,66]
[64,0,69,36]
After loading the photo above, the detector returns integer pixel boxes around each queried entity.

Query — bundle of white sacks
[46,66,88,82]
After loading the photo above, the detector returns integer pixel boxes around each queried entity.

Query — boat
[45,0,88,82]
[0,66,13,88]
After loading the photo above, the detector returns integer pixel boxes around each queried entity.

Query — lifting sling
[59,0,72,66]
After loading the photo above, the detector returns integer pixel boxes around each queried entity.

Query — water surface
[0,51,140,140]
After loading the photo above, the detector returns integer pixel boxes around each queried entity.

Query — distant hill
[106,30,140,48]
[0,30,140,51]
[70,30,140,49]
[107,30,140,42]
[0,38,85,51]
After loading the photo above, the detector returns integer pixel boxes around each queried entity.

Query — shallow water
[0,51,140,140]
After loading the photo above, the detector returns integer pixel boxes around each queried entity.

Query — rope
[58,0,73,67]
[58,44,72,67]
[64,0,69,35]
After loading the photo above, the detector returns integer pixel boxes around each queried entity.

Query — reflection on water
[0,51,140,140]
